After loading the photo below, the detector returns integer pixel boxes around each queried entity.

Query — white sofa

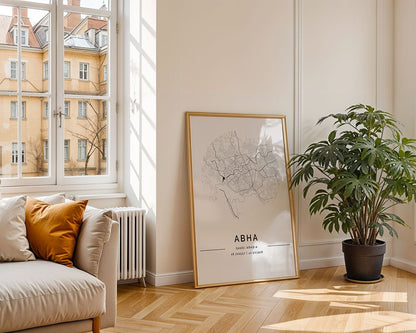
[0,196,119,333]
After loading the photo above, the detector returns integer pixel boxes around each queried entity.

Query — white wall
[391,0,416,274]
[128,0,404,285]
[156,0,295,284]
[298,0,394,268]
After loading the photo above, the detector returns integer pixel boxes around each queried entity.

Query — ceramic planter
[342,239,386,282]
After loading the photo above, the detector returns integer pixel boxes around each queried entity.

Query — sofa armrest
[97,220,119,328]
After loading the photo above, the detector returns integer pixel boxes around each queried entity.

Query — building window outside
[43,61,48,79]
[11,61,26,80]
[44,140,48,161]
[102,139,107,159]
[64,61,70,79]
[11,101,26,119]
[12,28,28,46]
[12,142,25,164]
[78,101,87,118]
[99,31,108,47]
[64,140,70,161]
[44,101,49,118]
[79,63,89,81]
[78,139,87,161]
[102,101,107,118]
[64,101,70,118]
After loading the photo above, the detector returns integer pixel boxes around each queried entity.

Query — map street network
[202,130,285,219]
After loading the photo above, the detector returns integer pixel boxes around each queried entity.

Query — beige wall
[392,0,416,273]
[156,0,294,279]
[126,0,416,285]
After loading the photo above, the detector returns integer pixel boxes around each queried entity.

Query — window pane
[64,139,70,162]
[64,61,71,79]
[64,98,107,176]
[63,0,109,10]
[64,12,108,96]
[0,98,18,178]
[23,96,50,178]
[23,9,50,94]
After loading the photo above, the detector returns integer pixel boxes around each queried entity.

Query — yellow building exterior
[0,6,108,178]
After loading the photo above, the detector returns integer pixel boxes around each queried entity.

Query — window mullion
[17,7,22,179]
[55,0,64,185]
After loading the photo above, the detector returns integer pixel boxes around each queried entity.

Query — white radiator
[112,207,146,286]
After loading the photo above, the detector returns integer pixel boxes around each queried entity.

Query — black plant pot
[342,239,386,282]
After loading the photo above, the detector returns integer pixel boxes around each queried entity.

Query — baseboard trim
[146,270,194,286]
[390,257,416,275]
[299,256,391,271]
[299,256,345,270]
[143,256,403,287]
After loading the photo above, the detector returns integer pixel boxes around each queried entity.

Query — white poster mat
[186,113,299,287]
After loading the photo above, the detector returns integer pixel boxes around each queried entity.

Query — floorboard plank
[103,265,416,333]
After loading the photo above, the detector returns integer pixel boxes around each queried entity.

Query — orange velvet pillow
[25,197,88,267]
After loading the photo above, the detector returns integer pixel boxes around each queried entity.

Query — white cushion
[35,192,66,204]
[0,195,35,262]
[0,260,106,332]
[73,205,113,277]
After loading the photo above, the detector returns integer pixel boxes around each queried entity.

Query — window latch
[53,107,63,128]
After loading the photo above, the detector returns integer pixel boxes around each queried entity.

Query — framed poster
[186,112,299,288]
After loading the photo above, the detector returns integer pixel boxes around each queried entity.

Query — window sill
[0,182,120,197]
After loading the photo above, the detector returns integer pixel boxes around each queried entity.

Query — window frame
[10,61,26,80]
[43,61,48,80]
[12,142,25,164]
[10,101,26,119]
[77,139,87,161]
[64,61,70,79]
[64,139,70,161]
[43,101,49,118]
[79,62,89,81]
[12,27,29,46]
[77,101,87,118]
[64,100,70,118]
[43,140,49,162]
[0,0,118,189]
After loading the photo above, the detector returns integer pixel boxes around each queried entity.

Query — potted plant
[289,104,416,282]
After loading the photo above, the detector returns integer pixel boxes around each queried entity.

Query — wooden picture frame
[186,112,299,288]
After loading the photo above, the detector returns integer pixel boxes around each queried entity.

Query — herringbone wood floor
[103,266,416,333]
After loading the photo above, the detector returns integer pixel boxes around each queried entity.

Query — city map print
[202,130,285,219]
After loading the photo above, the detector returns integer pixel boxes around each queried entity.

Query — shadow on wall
[123,0,156,273]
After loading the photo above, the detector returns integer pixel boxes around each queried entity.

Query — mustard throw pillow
[25,198,88,267]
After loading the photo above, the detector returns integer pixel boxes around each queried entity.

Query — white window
[44,140,48,161]
[99,31,108,47]
[102,101,107,118]
[78,140,87,161]
[12,28,29,46]
[44,101,49,118]
[64,101,70,118]
[64,61,70,79]
[12,142,25,164]
[1,2,116,187]
[10,61,26,80]
[79,63,89,81]
[78,101,87,118]
[64,140,70,161]
[11,101,26,119]
[10,101,17,119]
[43,61,48,79]
[102,139,107,159]
[103,65,107,81]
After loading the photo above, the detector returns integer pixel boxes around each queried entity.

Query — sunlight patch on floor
[274,287,407,303]
[262,311,416,332]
